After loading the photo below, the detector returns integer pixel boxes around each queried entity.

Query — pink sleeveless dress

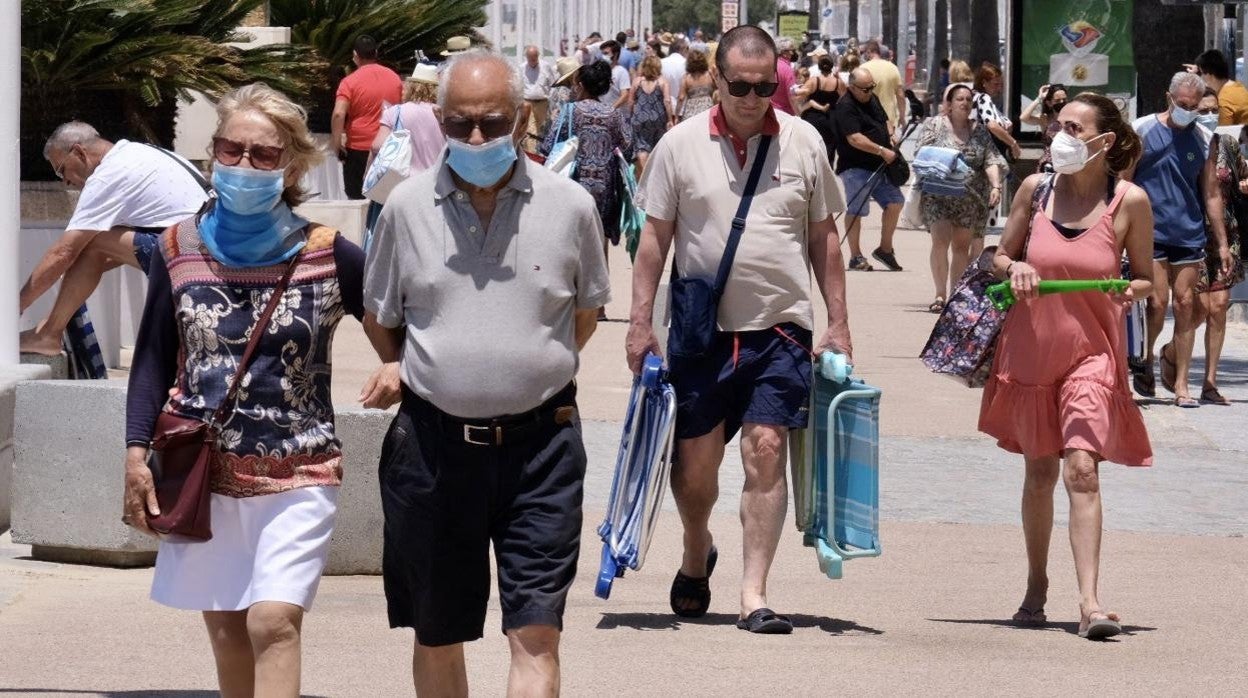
[978,177,1152,466]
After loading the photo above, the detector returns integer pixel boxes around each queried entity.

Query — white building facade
[480,0,655,57]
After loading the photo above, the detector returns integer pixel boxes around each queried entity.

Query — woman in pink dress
[979,93,1154,641]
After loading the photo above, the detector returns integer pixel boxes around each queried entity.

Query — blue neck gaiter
[200,164,307,267]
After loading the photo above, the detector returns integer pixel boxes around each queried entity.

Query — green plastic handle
[986,279,1129,310]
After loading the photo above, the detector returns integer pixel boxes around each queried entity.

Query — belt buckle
[463,423,500,446]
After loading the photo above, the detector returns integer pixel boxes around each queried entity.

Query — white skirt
[150,486,338,612]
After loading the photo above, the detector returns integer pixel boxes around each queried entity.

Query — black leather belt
[404,383,577,447]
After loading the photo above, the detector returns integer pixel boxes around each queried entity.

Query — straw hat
[552,56,581,87]
[443,36,471,55]
[626,38,640,50]
[807,47,829,59]
[410,62,439,85]
[659,32,674,46]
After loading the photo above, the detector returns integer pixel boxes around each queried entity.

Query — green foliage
[653,0,778,34]
[21,0,321,178]
[269,0,489,130]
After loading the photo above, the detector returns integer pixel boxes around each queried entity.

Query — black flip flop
[736,607,793,634]
[669,546,718,618]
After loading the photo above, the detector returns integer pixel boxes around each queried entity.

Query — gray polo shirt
[364,153,611,418]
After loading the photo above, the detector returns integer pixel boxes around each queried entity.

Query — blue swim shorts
[841,167,906,218]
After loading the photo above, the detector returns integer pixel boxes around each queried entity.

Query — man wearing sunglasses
[834,67,906,271]
[19,121,210,357]
[629,25,852,636]
[361,50,609,695]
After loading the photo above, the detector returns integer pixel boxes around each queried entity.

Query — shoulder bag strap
[142,143,211,194]
[712,134,773,295]
[206,255,301,429]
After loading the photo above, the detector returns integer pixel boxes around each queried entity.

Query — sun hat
[553,56,582,87]
[443,36,471,55]
[410,62,439,84]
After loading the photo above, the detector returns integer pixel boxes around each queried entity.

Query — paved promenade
[2,216,1246,695]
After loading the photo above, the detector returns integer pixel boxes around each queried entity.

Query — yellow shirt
[862,58,904,126]
[1218,81,1248,125]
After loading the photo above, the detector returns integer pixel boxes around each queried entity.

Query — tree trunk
[916,0,929,83]
[882,0,897,53]
[809,0,820,31]
[950,0,970,62]
[929,0,948,107]
[968,0,999,68]
[849,1,859,41]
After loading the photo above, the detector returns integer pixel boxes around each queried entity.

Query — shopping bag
[919,246,1010,387]
[546,107,578,178]
[616,149,645,260]
[898,185,924,230]
[363,117,412,204]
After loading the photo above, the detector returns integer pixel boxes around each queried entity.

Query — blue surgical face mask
[1196,113,1220,132]
[212,162,286,215]
[1171,105,1198,129]
[446,132,518,188]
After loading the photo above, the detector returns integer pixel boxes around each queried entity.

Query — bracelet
[1006,262,1016,276]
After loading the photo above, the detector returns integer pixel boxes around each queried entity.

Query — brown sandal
[1159,343,1177,394]
[1200,387,1232,406]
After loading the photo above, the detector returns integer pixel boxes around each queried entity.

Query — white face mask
[1196,113,1220,132]
[1171,105,1198,128]
[1049,131,1108,174]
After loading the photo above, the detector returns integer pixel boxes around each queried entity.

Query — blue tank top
[1132,114,1211,249]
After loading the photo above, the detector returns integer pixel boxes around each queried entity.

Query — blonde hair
[640,55,662,80]
[948,60,974,84]
[403,79,439,104]
[212,83,323,206]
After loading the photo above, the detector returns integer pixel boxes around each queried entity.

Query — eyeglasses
[723,80,779,98]
[212,137,285,170]
[442,112,519,141]
[52,145,80,181]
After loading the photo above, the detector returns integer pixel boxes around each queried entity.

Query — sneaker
[848,255,874,271]
[872,247,903,271]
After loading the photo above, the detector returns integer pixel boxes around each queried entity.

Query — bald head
[439,50,524,113]
[524,45,539,65]
[849,67,876,102]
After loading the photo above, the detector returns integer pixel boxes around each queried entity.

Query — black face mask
[1048,100,1067,115]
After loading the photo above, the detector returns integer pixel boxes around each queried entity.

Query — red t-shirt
[336,63,403,150]
[770,58,796,115]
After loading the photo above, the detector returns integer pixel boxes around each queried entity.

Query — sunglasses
[212,137,285,170]
[853,83,878,92]
[443,112,518,141]
[723,80,779,98]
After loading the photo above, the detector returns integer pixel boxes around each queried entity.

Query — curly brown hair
[686,49,709,76]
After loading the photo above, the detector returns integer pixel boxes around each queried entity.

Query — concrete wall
[11,379,390,574]
[0,364,54,531]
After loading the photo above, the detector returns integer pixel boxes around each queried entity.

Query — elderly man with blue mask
[1126,71,1232,407]
[359,49,611,696]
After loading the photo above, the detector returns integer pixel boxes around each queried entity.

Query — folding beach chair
[789,352,883,580]
[595,353,677,599]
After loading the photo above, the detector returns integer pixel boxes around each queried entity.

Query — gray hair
[438,50,524,112]
[43,121,102,160]
[1170,70,1206,97]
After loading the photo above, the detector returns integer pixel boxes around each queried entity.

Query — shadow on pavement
[596,611,884,635]
[927,617,1158,638]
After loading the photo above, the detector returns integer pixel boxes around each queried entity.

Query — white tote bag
[545,107,579,178]
[363,110,413,204]
[899,185,925,230]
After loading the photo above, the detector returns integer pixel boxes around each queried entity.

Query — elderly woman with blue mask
[122,83,365,696]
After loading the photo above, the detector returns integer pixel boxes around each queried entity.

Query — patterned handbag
[919,174,1049,386]
[919,246,1009,387]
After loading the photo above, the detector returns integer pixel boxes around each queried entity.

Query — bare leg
[1145,259,1171,364]
[21,227,137,355]
[928,221,952,299]
[1017,454,1060,621]
[1200,289,1231,393]
[1168,263,1201,401]
[671,423,725,590]
[635,151,649,180]
[412,641,468,698]
[948,226,975,297]
[879,203,902,253]
[247,601,303,698]
[1063,449,1118,630]
[203,610,255,698]
[506,625,561,698]
[845,214,865,259]
[738,422,788,616]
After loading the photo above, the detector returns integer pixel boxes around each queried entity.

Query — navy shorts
[841,167,906,218]
[668,322,813,441]
[380,384,586,647]
[1153,242,1204,266]
[132,226,164,273]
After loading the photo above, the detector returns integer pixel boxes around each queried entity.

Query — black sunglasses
[443,112,517,141]
[723,80,779,98]
[212,137,285,171]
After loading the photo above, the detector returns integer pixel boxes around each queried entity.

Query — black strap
[712,134,773,294]
[142,143,211,194]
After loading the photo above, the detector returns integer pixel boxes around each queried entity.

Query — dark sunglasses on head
[724,80,779,98]
[212,137,285,170]
[443,113,517,140]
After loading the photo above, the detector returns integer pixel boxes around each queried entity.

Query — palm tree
[269,0,489,131]
[21,0,319,179]
[950,0,970,62]
[968,0,999,68]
